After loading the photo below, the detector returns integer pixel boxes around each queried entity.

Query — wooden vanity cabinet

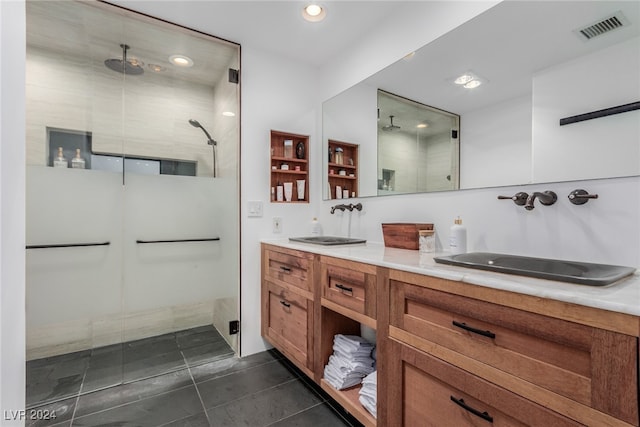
[386,269,640,427]
[261,244,639,427]
[385,339,585,427]
[261,244,316,377]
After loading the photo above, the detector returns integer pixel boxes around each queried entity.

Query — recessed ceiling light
[148,64,165,72]
[453,71,485,89]
[169,54,193,67]
[454,73,475,85]
[463,80,482,89]
[222,111,236,117]
[302,4,326,22]
[417,123,429,129]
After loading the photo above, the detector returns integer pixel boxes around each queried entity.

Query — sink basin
[434,252,636,286]
[289,236,366,246]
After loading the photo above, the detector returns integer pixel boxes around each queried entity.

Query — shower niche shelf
[270,130,309,203]
[327,139,358,199]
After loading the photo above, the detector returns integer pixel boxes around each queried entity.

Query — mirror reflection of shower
[189,119,217,177]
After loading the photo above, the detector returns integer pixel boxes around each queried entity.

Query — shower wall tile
[213,296,238,352]
[26,320,92,360]
[26,45,225,178]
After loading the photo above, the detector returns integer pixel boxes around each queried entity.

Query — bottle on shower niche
[71,149,86,169]
[53,147,68,168]
[449,216,467,255]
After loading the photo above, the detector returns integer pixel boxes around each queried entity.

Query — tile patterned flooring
[26,326,362,426]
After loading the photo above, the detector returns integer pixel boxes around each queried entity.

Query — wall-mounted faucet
[330,203,363,214]
[497,192,529,206]
[524,191,557,210]
[568,189,598,205]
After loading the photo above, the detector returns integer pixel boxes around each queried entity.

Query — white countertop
[262,238,640,317]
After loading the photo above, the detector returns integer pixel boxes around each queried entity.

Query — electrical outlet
[272,217,282,233]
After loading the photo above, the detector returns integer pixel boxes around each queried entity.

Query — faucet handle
[568,189,598,205]
[497,192,528,206]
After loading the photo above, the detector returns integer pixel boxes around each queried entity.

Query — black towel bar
[26,242,110,249]
[136,238,220,244]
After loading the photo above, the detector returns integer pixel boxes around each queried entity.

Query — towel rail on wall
[26,242,110,249]
[559,101,640,126]
[136,238,220,244]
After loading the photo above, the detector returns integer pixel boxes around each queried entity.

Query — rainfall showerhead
[104,44,144,75]
[382,115,401,131]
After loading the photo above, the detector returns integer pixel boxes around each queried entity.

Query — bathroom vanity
[261,240,640,427]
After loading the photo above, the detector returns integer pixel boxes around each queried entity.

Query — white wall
[532,36,640,183]
[0,0,26,423]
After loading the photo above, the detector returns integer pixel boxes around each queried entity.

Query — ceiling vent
[574,11,630,41]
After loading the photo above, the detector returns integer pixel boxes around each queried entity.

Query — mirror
[322,0,640,199]
[377,90,460,195]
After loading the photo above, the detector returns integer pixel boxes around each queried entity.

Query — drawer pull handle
[452,321,496,339]
[335,283,353,294]
[450,396,493,423]
[279,266,292,272]
[279,300,291,308]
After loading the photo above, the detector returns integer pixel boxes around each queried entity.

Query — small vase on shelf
[71,149,86,169]
[53,147,68,168]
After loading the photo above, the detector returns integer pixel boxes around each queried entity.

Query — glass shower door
[119,9,241,381]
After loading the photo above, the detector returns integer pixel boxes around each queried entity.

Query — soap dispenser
[449,216,467,255]
[310,218,322,236]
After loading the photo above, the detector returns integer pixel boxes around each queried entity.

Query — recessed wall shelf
[270,130,309,203]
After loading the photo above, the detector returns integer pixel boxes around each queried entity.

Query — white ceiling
[109,0,405,67]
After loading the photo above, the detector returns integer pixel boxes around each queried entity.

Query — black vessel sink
[434,252,636,286]
[289,236,366,246]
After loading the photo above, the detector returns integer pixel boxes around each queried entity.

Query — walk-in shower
[25,0,240,411]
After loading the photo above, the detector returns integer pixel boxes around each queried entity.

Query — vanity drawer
[265,280,313,370]
[265,246,314,294]
[386,339,584,427]
[389,279,639,425]
[320,257,376,320]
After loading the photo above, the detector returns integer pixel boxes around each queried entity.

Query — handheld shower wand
[189,119,217,177]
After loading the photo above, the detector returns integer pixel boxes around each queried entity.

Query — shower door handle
[136,237,220,244]
[26,241,110,249]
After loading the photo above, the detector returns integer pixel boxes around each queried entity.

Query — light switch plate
[247,201,263,217]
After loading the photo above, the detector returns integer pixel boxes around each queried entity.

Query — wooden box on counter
[382,223,434,250]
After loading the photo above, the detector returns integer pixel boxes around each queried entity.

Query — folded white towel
[359,371,377,418]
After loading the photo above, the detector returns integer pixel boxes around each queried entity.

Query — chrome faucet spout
[524,191,557,210]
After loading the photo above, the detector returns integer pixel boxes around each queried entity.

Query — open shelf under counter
[321,379,377,427]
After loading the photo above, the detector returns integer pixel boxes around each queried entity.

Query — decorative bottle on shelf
[53,147,68,168]
[449,216,467,255]
[71,149,86,169]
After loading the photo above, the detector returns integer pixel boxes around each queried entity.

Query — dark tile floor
[26,327,362,427]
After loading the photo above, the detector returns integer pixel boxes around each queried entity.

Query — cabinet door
[389,279,639,425]
[385,340,584,427]
[264,280,314,374]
